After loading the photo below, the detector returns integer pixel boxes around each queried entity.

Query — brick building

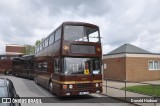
[103,44,160,81]
[0,44,26,74]
[6,44,26,55]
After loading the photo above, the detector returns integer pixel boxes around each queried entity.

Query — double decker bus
[34,22,102,96]
[12,55,34,79]
[0,55,20,74]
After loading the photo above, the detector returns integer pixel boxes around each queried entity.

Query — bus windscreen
[63,57,101,75]
[64,25,100,42]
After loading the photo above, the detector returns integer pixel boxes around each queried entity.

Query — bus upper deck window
[64,25,100,42]
[86,27,99,42]
[64,25,84,41]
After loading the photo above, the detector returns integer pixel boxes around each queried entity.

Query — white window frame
[148,60,160,71]
[103,63,107,69]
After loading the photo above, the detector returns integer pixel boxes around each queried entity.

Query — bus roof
[62,21,99,28]
[22,55,34,58]
[35,21,99,48]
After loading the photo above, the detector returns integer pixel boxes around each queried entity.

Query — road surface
[0,75,136,106]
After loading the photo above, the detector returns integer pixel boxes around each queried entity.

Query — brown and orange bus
[0,55,20,74]
[34,22,102,96]
[12,55,34,79]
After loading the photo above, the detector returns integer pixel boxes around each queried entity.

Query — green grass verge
[121,85,160,96]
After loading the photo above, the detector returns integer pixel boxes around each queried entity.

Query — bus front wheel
[49,81,53,92]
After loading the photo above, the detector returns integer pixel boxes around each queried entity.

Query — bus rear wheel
[27,72,31,80]
[34,76,38,84]
[15,73,18,77]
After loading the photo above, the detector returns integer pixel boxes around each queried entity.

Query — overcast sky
[0,0,160,54]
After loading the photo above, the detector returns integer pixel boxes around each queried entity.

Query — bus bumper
[59,89,102,96]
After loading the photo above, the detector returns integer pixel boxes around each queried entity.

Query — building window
[103,64,107,69]
[10,56,17,60]
[0,56,8,60]
[148,61,160,70]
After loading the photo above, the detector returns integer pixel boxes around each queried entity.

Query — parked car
[0,78,20,106]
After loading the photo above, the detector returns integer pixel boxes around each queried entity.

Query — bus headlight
[95,83,99,87]
[96,48,101,52]
[63,45,69,51]
[69,85,73,89]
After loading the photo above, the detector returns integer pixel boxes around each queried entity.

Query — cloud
[0,39,5,54]
[0,0,160,54]
[30,0,110,16]
[102,0,160,53]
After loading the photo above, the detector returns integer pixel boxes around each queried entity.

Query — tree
[24,45,35,55]
[24,39,43,55]
[35,40,41,46]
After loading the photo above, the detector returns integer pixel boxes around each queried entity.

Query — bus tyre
[34,76,38,84]
[28,72,31,80]
[49,81,53,92]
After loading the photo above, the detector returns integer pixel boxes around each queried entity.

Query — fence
[103,78,160,106]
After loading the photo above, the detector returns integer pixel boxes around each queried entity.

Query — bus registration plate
[79,92,89,95]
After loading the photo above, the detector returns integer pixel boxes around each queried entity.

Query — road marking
[32,81,53,97]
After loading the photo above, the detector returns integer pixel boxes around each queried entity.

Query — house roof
[106,44,151,55]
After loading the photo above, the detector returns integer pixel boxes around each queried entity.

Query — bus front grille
[76,83,92,89]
